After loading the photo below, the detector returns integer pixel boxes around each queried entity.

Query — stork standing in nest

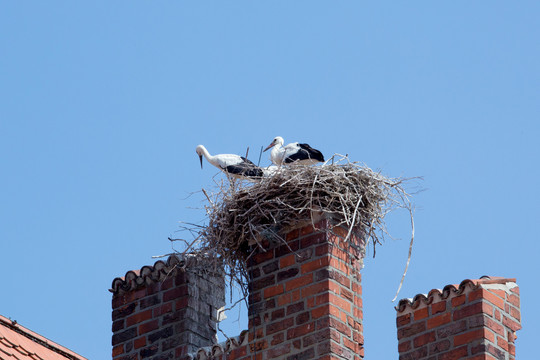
[196,145,264,179]
[264,136,324,166]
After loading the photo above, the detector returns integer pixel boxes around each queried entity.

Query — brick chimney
[110,255,225,360]
[236,218,366,360]
[396,276,521,360]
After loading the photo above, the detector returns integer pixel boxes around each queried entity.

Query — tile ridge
[395,276,514,313]
[110,254,184,294]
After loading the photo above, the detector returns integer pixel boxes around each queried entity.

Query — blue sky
[1,2,538,359]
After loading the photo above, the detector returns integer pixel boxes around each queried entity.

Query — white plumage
[195,145,263,179]
[263,136,325,166]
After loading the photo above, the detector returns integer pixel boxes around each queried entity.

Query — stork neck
[200,146,218,166]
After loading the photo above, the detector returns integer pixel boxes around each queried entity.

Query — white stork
[195,145,264,179]
[263,136,325,166]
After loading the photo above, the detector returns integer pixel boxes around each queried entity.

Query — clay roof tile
[395,276,517,313]
[0,315,86,360]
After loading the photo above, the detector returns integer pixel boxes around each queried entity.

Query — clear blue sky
[1,2,538,359]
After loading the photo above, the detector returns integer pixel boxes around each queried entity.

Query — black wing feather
[224,158,264,177]
[284,143,324,163]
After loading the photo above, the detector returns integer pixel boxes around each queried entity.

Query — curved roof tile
[395,276,516,312]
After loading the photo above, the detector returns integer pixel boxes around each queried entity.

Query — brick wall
[110,255,225,360]
[396,277,521,360]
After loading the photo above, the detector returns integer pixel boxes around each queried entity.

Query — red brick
[428,339,451,354]
[163,286,188,302]
[398,340,411,352]
[266,344,291,359]
[396,313,411,327]
[353,329,364,345]
[300,232,327,248]
[438,345,468,360]
[470,288,504,310]
[469,356,497,360]
[485,317,506,336]
[397,321,426,340]
[509,343,516,356]
[286,301,305,315]
[285,273,313,291]
[413,307,429,321]
[112,345,124,357]
[352,281,362,295]
[413,331,436,348]
[301,281,330,298]
[347,315,361,331]
[328,257,349,275]
[427,312,451,329]
[126,288,146,303]
[112,295,126,310]
[354,307,363,320]
[507,294,520,307]
[431,301,446,314]
[153,302,173,317]
[451,294,466,307]
[329,293,351,313]
[277,293,292,306]
[312,305,337,319]
[264,284,284,298]
[453,302,492,320]
[343,337,358,352]
[484,290,505,310]
[126,309,152,327]
[287,322,316,339]
[250,339,269,352]
[266,317,294,335]
[453,329,484,346]
[497,335,509,351]
[328,317,351,337]
[280,254,296,268]
[229,345,248,358]
[134,336,146,349]
[509,305,521,321]
[292,289,301,302]
[341,287,353,302]
[271,333,284,346]
[295,311,310,325]
[139,319,159,334]
[502,315,521,331]
[485,329,495,343]
[271,308,285,321]
[301,257,330,274]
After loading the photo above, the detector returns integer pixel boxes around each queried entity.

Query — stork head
[195,145,205,169]
[264,136,284,152]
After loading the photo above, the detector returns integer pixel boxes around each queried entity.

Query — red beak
[263,142,275,152]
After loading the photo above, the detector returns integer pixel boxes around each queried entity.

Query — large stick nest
[182,155,413,293]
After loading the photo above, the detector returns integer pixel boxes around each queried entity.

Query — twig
[392,205,415,302]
